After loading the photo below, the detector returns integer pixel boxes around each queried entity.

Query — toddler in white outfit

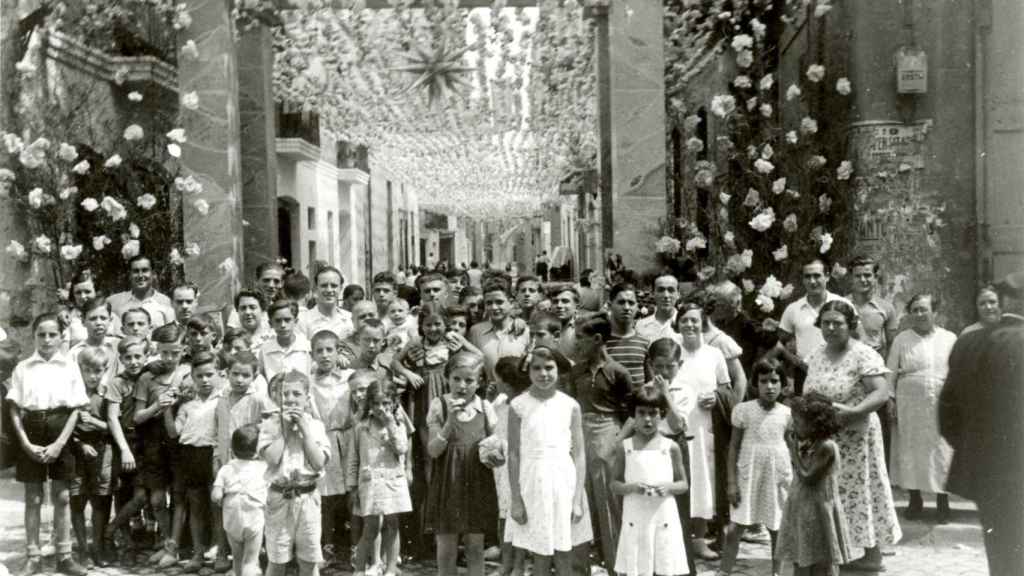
[212,423,268,576]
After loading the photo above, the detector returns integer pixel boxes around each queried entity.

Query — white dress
[729,401,792,530]
[614,436,689,576]
[507,391,593,556]
[678,343,729,519]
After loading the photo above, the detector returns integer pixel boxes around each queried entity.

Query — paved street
[0,474,988,576]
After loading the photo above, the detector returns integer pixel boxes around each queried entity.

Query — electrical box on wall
[896,46,927,94]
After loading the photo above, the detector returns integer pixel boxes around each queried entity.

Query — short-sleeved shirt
[69,336,122,390]
[470,320,531,384]
[855,297,899,354]
[779,292,853,359]
[426,394,496,436]
[258,415,330,486]
[214,459,268,507]
[605,333,650,388]
[567,358,632,422]
[577,286,602,312]
[297,307,354,342]
[107,290,175,329]
[635,311,678,344]
[105,371,143,430]
[175,393,220,447]
[214,388,276,465]
[6,351,89,411]
[133,365,191,410]
[259,334,312,382]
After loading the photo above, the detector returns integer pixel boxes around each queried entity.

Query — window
[308,240,317,267]
[307,207,316,230]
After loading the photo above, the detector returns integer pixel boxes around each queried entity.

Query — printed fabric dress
[729,401,792,530]
[507,391,594,556]
[407,342,449,440]
[777,439,855,567]
[614,436,688,576]
[350,419,413,517]
[804,341,902,551]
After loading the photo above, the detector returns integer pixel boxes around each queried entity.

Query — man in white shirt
[107,254,174,328]
[635,274,680,343]
[296,266,353,341]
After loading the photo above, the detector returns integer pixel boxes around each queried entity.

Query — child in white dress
[212,424,268,576]
[611,385,689,576]
[508,347,593,576]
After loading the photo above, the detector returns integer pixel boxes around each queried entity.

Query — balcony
[276,103,321,147]
[336,140,370,173]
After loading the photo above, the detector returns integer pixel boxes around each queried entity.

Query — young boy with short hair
[120,308,152,341]
[212,424,267,576]
[338,319,386,371]
[260,299,312,382]
[69,298,121,387]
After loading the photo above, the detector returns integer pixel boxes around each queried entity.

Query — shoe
[741,525,770,543]
[56,557,90,576]
[693,539,720,561]
[204,544,219,561]
[213,556,233,573]
[483,545,501,561]
[18,557,42,576]
[844,557,886,572]
[76,550,95,570]
[156,541,179,569]
[92,549,109,568]
[182,556,204,573]
[147,544,166,564]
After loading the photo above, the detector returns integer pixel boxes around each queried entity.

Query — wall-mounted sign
[896,46,927,94]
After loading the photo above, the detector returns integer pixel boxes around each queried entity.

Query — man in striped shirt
[604,283,649,388]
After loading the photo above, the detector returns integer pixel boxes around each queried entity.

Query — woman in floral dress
[803,301,901,571]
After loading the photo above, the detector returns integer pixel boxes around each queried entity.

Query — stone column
[238,24,279,285]
[178,0,243,315]
[594,0,667,276]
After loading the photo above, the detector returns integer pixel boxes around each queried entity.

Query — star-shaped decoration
[391,40,476,108]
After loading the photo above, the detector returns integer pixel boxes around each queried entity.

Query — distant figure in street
[577,269,603,313]
[466,261,483,289]
[535,251,550,282]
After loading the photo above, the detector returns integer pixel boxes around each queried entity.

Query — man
[171,283,199,329]
[535,250,550,282]
[416,272,449,306]
[256,262,285,304]
[549,284,579,358]
[465,260,483,289]
[445,270,465,307]
[775,258,851,393]
[515,275,545,321]
[297,266,353,341]
[577,269,602,313]
[371,271,398,317]
[635,274,679,342]
[604,283,649,388]
[708,280,768,379]
[107,254,175,327]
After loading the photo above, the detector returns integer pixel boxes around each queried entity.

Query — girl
[719,360,792,576]
[507,346,591,576]
[776,392,853,576]
[394,302,451,461]
[348,378,412,576]
[425,351,500,576]
[492,356,530,576]
[7,313,91,576]
[610,385,689,576]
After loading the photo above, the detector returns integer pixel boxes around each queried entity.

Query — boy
[384,298,416,349]
[212,424,267,576]
[184,314,220,362]
[162,351,221,572]
[515,275,546,321]
[210,351,274,572]
[120,308,152,340]
[260,299,312,382]
[69,298,121,387]
[259,371,330,576]
[338,319,386,371]
[102,336,150,557]
[309,330,350,565]
[70,347,115,568]
[341,284,365,313]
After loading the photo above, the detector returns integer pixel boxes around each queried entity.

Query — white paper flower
[182,91,200,110]
[751,17,766,40]
[121,239,140,260]
[806,64,826,83]
[736,50,753,68]
[58,143,78,162]
[80,197,99,212]
[166,128,187,143]
[92,235,112,251]
[173,5,192,30]
[61,244,83,261]
[695,168,714,189]
[754,158,775,174]
[101,196,128,221]
[781,284,796,300]
[128,222,140,239]
[719,192,731,205]
[836,77,852,95]
[698,266,717,282]
[27,188,45,209]
[783,213,798,233]
[786,84,802,101]
[760,275,784,298]
[218,257,237,277]
[5,240,27,261]
[808,155,827,170]
[731,34,754,52]
[2,133,23,154]
[819,232,834,254]
[711,94,736,119]
[836,160,853,180]
[167,143,181,158]
[746,97,758,112]
[104,154,123,168]
[18,145,45,169]
[684,115,702,131]
[800,117,819,135]
[772,244,789,261]
[815,2,833,18]
[123,124,144,141]
[193,198,210,216]
[655,236,681,255]
[128,91,143,102]
[759,103,773,118]
[819,194,833,213]
[0,168,13,183]
[33,235,51,254]
[786,188,800,198]
[755,293,775,314]
[742,278,756,294]
[175,175,203,194]
[685,137,704,153]
[749,207,776,232]
[772,177,787,195]
[185,242,201,257]
[169,248,185,266]
[785,131,798,144]
[761,144,774,160]
[743,188,761,207]
[758,73,774,91]
[72,160,90,175]
[59,186,77,200]
[137,193,157,210]
[685,236,707,252]
[181,40,199,60]
[733,75,752,89]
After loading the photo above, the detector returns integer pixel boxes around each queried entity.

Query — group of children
[4,267,854,576]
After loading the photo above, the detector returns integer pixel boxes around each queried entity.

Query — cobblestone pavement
[0,475,989,576]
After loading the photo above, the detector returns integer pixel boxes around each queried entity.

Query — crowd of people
[1,252,1021,576]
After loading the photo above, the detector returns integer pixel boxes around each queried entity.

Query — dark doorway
[278,204,293,268]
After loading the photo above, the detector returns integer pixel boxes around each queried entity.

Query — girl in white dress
[611,385,690,576]
[508,347,592,576]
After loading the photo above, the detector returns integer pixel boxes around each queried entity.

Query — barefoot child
[610,385,690,576]
[425,351,500,576]
[259,371,331,576]
[7,313,90,576]
[212,424,268,576]
[70,347,115,569]
[776,392,854,576]
[719,359,792,576]
[508,346,592,576]
[348,377,412,576]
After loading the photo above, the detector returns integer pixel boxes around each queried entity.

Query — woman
[887,293,957,523]
[960,285,1002,335]
[803,300,901,571]
[675,302,731,560]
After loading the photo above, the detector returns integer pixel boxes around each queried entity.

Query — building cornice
[44,31,178,92]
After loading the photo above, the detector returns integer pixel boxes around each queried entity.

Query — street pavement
[0,474,989,576]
